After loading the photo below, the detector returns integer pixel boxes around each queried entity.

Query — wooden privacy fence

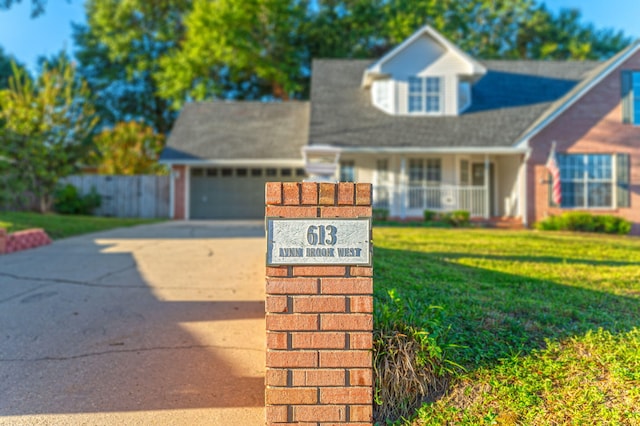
[63,175,170,218]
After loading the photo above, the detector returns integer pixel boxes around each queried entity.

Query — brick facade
[172,165,187,220]
[527,49,640,235]
[265,182,374,425]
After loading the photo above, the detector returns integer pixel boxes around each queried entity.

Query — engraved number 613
[306,225,337,246]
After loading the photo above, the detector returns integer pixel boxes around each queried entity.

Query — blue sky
[0,0,639,72]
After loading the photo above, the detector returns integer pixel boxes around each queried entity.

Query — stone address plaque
[266,218,371,266]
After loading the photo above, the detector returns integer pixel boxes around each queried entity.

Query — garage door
[190,166,305,219]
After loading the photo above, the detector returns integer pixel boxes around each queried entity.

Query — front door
[472,163,495,217]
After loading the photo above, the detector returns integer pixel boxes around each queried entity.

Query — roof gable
[362,25,486,87]
[515,39,640,147]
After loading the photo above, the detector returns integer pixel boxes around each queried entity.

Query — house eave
[311,146,529,155]
[362,25,487,88]
[159,158,305,166]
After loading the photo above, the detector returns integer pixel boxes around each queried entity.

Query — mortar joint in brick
[287,405,294,422]
[345,369,350,387]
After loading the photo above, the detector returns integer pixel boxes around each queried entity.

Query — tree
[0,0,52,17]
[72,0,189,133]
[0,46,27,90]
[0,59,97,212]
[153,0,631,107]
[156,0,309,109]
[91,121,166,175]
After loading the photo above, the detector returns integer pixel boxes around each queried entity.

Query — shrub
[423,210,437,221]
[442,210,470,227]
[373,208,389,221]
[374,289,458,423]
[53,184,102,215]
[535,212,631,235]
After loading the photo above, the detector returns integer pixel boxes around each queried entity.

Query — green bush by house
[535,212,631,235]
[53,184,102,215]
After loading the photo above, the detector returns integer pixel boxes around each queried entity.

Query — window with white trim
[339,160,355,182]
[558,154,613,208]
[634,72,640,125]
[621,70,640,125]
[408,76,441,114]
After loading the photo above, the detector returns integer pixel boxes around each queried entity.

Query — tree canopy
[149,0,632,107]
[91,121,166,175]
[0,58,97,212]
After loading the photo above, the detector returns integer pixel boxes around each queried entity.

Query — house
[160,26,640,234]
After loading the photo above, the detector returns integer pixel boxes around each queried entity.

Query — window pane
[340,161,355,182]
[296,168,306,177]
[561,181,583,208]
[281,168,292,177]
[426,159,441,183]
[236,168,248,177]
[460,160,469,185]
[251,168,262,177]
[408,77,422,93]
[376,159,389,182]
[221,168,233,177]
[587,155,611,180]
[206,168,217,177]
[266,168,277,177]
[192,168,204,177]
[408,95,422,112]
[409,159,424,183]
[558,154,613,208]
[588,182,612,207]
[634,72,640,124]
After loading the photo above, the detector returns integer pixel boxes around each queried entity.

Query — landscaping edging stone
[0,228,52,255]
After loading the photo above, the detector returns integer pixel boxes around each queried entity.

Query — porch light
[302,145,341,182]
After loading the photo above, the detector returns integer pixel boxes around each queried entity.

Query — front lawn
[0,211,162,240]
[373,228,640,424]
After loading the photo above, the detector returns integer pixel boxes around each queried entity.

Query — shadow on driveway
[0,221,266,421]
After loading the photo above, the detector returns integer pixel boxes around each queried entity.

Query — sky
[0,0,639,73]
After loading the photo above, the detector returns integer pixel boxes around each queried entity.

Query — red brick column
[172,165,187,220]
[0,228,6,254]
[265,182,374,425]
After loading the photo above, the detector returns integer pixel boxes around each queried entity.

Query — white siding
[376,34,472,116]
[496,156,522,217]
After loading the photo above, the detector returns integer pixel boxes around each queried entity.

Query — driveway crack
[0,272,147,289]
[0,344,263,362]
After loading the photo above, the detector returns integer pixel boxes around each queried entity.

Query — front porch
[331,152,527,220]
[373,184,489,218]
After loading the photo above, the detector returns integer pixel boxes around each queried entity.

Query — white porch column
[484,154,490,219]
[400,157,407,220]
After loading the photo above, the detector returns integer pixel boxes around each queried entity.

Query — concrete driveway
[0,221,266,425]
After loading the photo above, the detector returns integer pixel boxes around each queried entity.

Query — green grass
[373,228,640,425]
[0,211,162,239]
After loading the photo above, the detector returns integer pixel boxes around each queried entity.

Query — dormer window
[408,76,442,114]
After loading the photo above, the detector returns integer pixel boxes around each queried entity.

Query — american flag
[546,142,562,206]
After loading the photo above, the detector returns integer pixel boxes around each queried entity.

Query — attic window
[408,76,441,114]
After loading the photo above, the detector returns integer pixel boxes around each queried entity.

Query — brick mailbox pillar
[265,182,374,425]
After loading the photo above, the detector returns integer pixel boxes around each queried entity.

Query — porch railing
[373,184,488,218]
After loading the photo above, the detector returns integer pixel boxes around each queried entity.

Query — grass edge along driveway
[0,211,163,240]
[373,228,640,425]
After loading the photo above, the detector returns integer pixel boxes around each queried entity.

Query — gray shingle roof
[160,101,309,161]
[309,59,599,149]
